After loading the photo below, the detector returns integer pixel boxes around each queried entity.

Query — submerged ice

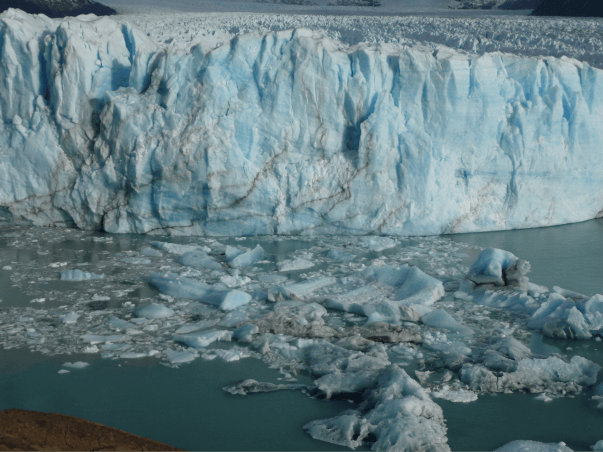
[2,9,603,235]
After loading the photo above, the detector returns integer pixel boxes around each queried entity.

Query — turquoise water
[0,220,602,450]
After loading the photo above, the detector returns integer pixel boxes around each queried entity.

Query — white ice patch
[431,385,478,403]
[229,245,266,269]
[494,440,573,452]
[173,329,233,349]
[592,440,603,451]
[59,269,104,281]
[165,348,199,364]
[133,303,175,319]
[61,361,89,369]
[277,258,315,272]
[150,242,211,255]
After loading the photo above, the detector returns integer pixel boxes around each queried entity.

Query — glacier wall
[1,9,603,236]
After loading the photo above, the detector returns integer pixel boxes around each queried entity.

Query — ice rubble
[2,11,603,236]
[1,228,602,451]
[458,248,603,340]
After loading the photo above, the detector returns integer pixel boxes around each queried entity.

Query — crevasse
[1,9,603,236]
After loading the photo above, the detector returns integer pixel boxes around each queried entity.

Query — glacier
[2,9,603,236]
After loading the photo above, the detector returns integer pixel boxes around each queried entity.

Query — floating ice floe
[461,356,601,395]
[59,312,80,324]
[59,269,104,281]
[430,385,478,403]
[148,272,252,310]
[358,236,397,252]
[61,361,89,369]
[150,242,211,255]
[268,276,337,301]
[229,245,266,269]
[326,249,355,261]
[178,251,223,270]
[592,440,603,451]
[133,303,175,319]
[165,348,199,364]
[121,257,152,265]
[494,440,573,452]
[173,329,232,348]
[224,379,307,395]
[140,247,162,257]
[305,365,449,451]
[277,258,315,272]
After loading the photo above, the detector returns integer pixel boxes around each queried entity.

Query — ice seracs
[2,10,603,236]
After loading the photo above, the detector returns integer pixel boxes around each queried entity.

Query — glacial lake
[0,219,602,451]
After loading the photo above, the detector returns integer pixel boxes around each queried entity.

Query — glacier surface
[2,9,603,236]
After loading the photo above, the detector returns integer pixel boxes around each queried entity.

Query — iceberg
[2,10,603,236]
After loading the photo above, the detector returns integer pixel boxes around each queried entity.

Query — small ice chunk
[431,385,477,403]
[421,310,473,335]
[165,348,199,364]
[120,351,158,359]
[60,269,104,281]
[553,286,587,299]
[214,349,251,362]
[58,370,70,374]
[258,274,288,284]
[61,361,89,369]
[218,310,249,328]
[101,343,130,351]
[179,250,222,270]
[133,303,175,319]
[107,316,137,330]
[268,276,336,301]
[225,245,244,262]
[59,312,80,324]
[592,440,603,451]
[149,272,212,300]
[229,245,266,269]
[198,289,252,311]
[224,379,306,395]
[219,273,251,288]
[326,249,355,261]
[466,248,520,286]
[121,257,151,265]
[534,393,554,402]
[232,323,259,343]
[173,329,232,348]
[362,264,444,306]
[81,334,131,344]
[141,247,162,257]
[150,242,210,255]
[277,258,314,272]
[30,298,45,303]
[494,440,573,452]
[174,319,219,334]
[358,236,397,251]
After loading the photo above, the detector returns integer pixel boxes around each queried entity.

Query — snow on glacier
[2,10,603,236]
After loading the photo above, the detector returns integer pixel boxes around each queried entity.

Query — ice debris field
[0,226,602,451]
[2,9,603,236]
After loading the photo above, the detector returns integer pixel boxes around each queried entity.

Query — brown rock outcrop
[0,409,184,451]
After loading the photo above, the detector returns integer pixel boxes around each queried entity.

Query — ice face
[2,10,603,236]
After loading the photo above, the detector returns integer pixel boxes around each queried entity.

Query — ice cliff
[2,9,603,236]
